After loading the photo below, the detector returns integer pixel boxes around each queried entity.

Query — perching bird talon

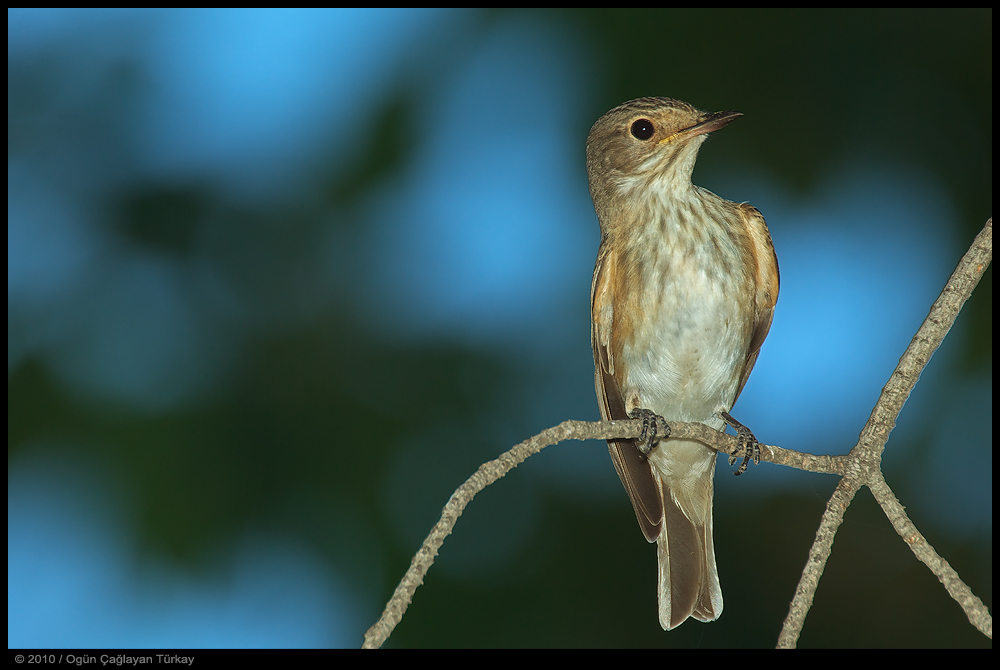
[720,411,760,476]
[629,407,670,456]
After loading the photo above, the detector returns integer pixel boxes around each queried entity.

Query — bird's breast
[613,195,753,424]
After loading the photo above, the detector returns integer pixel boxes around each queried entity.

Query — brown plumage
[587,97,778,630]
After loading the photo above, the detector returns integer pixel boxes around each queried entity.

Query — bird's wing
[592,240,662,542]
[734,204,779,401]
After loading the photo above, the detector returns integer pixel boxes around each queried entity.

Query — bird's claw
[721,411,760,476]
[628,407,670,456]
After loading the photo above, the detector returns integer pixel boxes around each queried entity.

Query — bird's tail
[655,447,723,630]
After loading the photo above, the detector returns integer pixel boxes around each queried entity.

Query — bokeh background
[8,9,991,648]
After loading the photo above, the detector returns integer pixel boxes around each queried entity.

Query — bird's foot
[628,407,670,456]
[720,411,760,476]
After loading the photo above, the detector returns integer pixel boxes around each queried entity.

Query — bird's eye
[630,119,655,140]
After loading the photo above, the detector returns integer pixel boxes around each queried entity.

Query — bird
[587,97,778,630]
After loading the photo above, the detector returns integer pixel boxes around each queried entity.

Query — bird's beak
[659,111,742,145]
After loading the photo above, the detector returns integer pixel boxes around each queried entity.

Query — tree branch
[363,219,991,649]
[777,218,992,647]
[869,473,992,638]
[362,417,846,649]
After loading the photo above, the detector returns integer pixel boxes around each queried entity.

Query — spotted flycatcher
[587,97,779,630]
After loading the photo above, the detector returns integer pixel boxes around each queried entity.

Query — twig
[777,218,992,647]
[363,419,837,649]
[364,218,992,649]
